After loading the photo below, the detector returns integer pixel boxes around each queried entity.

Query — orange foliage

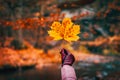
[0,12,91,30]
[0,47,61,68]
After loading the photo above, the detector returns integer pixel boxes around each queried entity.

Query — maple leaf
[48,18,80,42]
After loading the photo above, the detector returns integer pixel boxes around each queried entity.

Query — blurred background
[0,0,120,80]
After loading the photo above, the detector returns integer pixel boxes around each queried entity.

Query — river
[0,60,120,80]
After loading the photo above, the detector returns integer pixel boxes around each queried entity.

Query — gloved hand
[60,48,75,66]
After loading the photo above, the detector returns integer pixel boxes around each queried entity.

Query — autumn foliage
[48,18,80,42]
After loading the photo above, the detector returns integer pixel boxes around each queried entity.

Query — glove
[60,48,68,65]
[60,48,75,66]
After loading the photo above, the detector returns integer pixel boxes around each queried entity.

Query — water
[0,61,120,80]
[0,65,61,80]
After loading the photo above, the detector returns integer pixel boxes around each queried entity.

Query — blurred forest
[0,0,120,51]
[0,0,120,80]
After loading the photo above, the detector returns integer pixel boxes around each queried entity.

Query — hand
[60,48,75,66]
[60,48,68,65]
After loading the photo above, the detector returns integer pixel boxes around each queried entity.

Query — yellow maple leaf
[48,17,80,42]
[51,21,61,30]
[48,30,63,40]
[62,17,73,28]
